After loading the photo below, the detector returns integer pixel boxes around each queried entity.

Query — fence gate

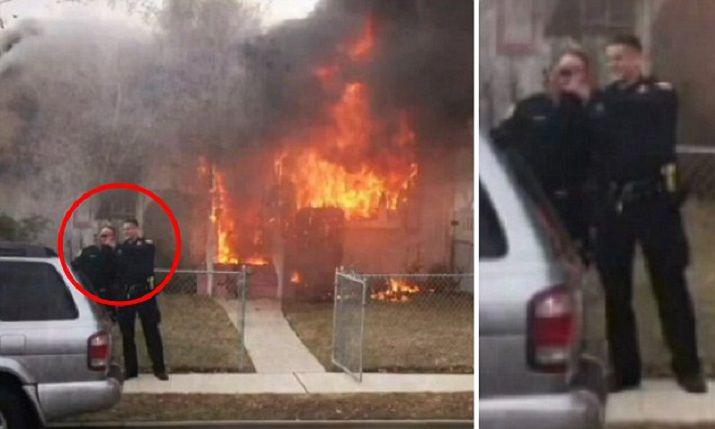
[332,271,475,380]
[154,267,250,371]
[331,270,367,381]
[235,267,249,371]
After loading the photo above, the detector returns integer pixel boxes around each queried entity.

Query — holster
[606,175,669,213]
[124,282,150,300]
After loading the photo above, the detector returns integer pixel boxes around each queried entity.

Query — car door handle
[0,335,26,355]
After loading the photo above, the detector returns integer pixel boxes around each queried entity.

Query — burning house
[83,1,474,300]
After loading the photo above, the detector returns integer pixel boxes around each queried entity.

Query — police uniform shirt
[589,76,678,183]
[492,92,591,193]
[116,238,155,286]
[72,244,117,294]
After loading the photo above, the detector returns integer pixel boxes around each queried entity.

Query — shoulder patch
[502,104,515,120]
[656,81,674,91]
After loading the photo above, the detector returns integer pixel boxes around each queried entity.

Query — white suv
[479,138,607,429]
[0,242,122,428]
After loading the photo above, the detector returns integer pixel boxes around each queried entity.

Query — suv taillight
[527,284,580,373]
[88,331,111,371]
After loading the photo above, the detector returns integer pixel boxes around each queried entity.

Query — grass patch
[283,293,474,373]
[111,294,254,373]
[62,392,473,422]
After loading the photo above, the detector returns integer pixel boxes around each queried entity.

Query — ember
[290,271,302,284]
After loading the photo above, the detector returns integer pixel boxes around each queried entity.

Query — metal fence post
[238,265,248,371]
[330,267,340,372]
[358,273,366,382]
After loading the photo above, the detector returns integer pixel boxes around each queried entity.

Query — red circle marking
[57,183,182,307]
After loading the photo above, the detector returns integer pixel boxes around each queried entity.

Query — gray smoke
[0,0,473,247]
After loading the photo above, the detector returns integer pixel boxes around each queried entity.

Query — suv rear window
[479,183,507,258]
[0,261,78,321]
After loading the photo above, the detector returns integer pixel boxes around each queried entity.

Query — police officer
[72,225,119,319]
[492,48,594,259]
[116,218,168,381]
[589,35,705,393]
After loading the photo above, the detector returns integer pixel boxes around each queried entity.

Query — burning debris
[371,278,423,303]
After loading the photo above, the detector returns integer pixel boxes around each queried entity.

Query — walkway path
[215,298,325,374]
[122,373,475,395]
[606,379,715,424]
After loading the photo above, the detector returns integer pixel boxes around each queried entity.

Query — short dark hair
[608,34,643,52]
[122,218,139,227]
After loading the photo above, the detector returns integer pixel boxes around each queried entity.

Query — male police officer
[72,225,119,319]
[492,48,594,259]
[116,218,168,381]
[590,35,705,393]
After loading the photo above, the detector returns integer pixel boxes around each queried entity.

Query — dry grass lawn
[283,293,474,373]
[111,294,254,373]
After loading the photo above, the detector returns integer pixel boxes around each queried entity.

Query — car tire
[0,385,34,429]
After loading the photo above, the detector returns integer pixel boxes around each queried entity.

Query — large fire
[200,17,420,266]
[202,159,270,266]
[280,18,419,221]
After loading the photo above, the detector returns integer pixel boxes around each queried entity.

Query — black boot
[676,372,707,394]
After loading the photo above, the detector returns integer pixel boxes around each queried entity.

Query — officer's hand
[562,82,591,103]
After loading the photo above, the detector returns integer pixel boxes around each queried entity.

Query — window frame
[479,182,508,259]
[0,260,79,322]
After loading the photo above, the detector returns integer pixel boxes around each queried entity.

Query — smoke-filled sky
[0,0,320,30]
[0,0,473,248]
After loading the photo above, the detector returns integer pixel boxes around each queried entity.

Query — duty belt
[607,177,666,214]
[124,282,150,300]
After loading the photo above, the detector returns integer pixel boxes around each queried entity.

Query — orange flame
[348,15,376,62]
[244,256,269,266]
[284,76,417,219]
[214,169,236,264]
[211,166,270,265]
[291,271,302,284]
[371,279,422,302]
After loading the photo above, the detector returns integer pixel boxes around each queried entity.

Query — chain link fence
[332,271,367,381]
[154,267,247,298]
[332,270,474,381]
[116,267,253,372]
[678,146,715,199]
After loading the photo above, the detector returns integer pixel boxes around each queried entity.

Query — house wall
[479,0,662,132]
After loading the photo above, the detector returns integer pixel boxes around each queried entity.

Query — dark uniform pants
[117,297,166,375]
[595,194,700,384]
[551,191,592,255]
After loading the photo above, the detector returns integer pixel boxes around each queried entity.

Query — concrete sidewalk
[606,379,715,425]
[215,298,325,374]
[122,373,474,395]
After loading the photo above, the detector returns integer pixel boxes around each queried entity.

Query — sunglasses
[99,233,114,238]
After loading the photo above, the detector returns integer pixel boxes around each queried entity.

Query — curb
[49,419,475,428]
